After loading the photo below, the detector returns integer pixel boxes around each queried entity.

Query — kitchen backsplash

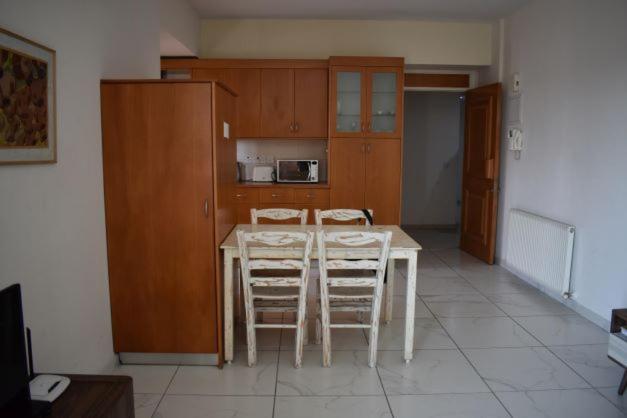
[237,139,328,182]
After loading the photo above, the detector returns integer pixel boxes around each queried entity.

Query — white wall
[0,0,160,373]
[497,0,627,325]
[200,19,493,65]
[160,0,200,56]
[402,92,463,226]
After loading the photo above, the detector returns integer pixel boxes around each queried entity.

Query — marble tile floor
[112,235,625,417]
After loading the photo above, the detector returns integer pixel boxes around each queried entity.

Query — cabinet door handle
[306,194,312,198]
[361,122,365,133]
[367,121,372,132]
[366,144,371,153]
[271,193,279,198]
[203,198,209,218]
[294,122,299,132]
[361,143,366,153]
[289,123,294,132]
[235,193,244,198]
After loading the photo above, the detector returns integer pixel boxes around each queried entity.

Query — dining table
[220,224,422,364]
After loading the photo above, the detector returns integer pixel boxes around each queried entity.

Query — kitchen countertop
[236,181,330,189]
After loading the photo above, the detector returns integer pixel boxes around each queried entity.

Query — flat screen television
[0,284,49,417]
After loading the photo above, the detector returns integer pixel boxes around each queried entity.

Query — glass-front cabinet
[330,65,402,138]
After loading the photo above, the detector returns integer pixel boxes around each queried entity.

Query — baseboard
[119,352,219,366]
[497,261,610,330]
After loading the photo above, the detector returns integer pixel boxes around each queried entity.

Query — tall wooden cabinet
[100,80,237,362]
[329,57,404,225]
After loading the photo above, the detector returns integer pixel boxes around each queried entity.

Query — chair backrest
[317,230,392,289]
[251,208,308,225]
[314,209,373,226]
[237,230,314,288]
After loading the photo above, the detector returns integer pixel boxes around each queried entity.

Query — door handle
[366,144,371,153]
[367,121,371,132]
[289,123,294,132]
[361,143,366,153]
[294,122,299,132]
[271,193,279,198]
[203,198,209,218]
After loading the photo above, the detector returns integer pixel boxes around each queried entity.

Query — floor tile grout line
[428,247,622,413]
[367,327,396,418]
[150,365,179,418]
[418,293,514,417]
[425,249,516,417]
[508,313,624,412]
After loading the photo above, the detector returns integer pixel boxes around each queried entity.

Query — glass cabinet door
[368,70,400,136]
[334,70,363,134]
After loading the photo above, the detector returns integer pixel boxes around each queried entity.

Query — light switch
[512,73,521,93]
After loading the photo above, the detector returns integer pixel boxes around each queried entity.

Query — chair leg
[241,283,257,367]
[368,274,386,368]
[295,312,307,368]
[303,316,309,346]
[384,259,395,324]
[315,317,322,345]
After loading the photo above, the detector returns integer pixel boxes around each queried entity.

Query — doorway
[401,91,465,250]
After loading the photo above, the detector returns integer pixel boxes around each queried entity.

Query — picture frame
[0,27,57,164]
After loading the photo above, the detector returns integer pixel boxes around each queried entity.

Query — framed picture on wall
[0,27,56,164]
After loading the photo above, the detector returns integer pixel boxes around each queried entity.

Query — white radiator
[505,209,575,298]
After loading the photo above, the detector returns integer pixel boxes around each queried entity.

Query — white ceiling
[189,0,528,20]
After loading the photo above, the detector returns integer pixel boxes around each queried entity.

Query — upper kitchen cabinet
[294,68,328,138]
[261,68,294,137]
[261,67,328,138]
[330,57,404,139]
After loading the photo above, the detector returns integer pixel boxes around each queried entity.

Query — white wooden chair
[251,208,308,225]
[237,230,314,368]
[315,230,392,367]
[314,209,373,226]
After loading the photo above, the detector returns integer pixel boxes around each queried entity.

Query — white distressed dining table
[220,224,422,364]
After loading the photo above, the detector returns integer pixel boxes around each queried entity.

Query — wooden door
[101,82,217,353]
[330,67,367,138]
[294,68,328,138]
[231,68,261,138]
[329,138,366,209]
[364,139,402,224]
[460,83,502,264]
[365,67,403,139]
[260,68,294,137]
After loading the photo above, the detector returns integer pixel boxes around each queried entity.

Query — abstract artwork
[0,27,56,164]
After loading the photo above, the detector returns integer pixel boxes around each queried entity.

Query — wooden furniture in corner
[100,80,237,364]
[48,375,133,418]
[609,309,627,395]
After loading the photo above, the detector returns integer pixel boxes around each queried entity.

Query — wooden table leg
[384,259,395,323]
[404,251,418,363]
[224,249,235,364]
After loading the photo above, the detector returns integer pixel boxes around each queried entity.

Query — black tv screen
[0,284,30,408]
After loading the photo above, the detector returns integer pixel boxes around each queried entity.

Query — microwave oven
[276,160,319,183]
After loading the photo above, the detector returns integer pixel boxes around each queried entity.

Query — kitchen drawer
[259,188,294,204]
[294,188,330,205]
[233,188,259,203]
